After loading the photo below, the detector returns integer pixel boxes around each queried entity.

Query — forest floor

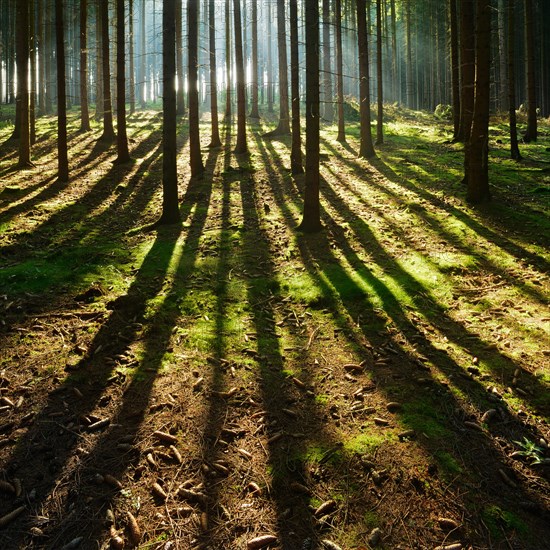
[0,106,549,550]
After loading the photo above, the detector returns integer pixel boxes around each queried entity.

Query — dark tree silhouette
[298,0,322,233]
[115,0,131,163]
[523,0,537,142]
[79,0,91,132]
[208,0,221,147]
[249,0,260,119]
[16,0,32,167]
[289,0,303,174]
[457,0,475,143]
[233,0,248,153]
[449,0,460,139]
[99,0,116,143]
[55,0,69,182]
[508,0,521,160]
[176,0,185,115]
[375,0,383,145]
[335,0,346,143]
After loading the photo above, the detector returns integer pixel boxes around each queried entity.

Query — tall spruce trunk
[99,0,116,142]
[321,0,333,121]
[176,0,185,115]
[335,0,345,142]
[508,0,521,160]
[289,0,303,173]
[129,0,135,114]
[159,0,181,225]
[188,0,204,175]
[375,0,383,144]
[208,0,221,146]
[233,0,248,153]
[298,0,322,233]
[249,0,259,118]
[457,0,475,142]
[16,0,31,165]
[55,0,69,181]
[466,0,491,204]
[449,0,460,139]
[116,0,131,162]
[523,0,537,142]
[80,0,91,131]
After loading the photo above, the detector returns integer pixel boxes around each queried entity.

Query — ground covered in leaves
[0,107,549,550]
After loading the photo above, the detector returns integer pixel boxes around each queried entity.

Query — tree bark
[249,0,259,118]
[375,0,383,144]
[457,0,475,143]
[16,0,31,165]
[99,0,116,142]
[116,0,131,162]
[298,0,322,233]
[55,0,69,181]
[289,0,303,174]
[176,0,185,115]
[507,0,521,160]
[466,0,491,204]
[188,0,205,175]
[224,0,231,119]
[335,0,345,142]
[129,0,135,114]
[80,0,91,131]
[208,0,221,146]
[523,0,537,142]
[321,0,333,122]
[357,0,376,158]
[233,0,248,153]
[449,0,460,139]
[158,0,181,225]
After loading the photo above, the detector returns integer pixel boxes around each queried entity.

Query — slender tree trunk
[298,0,322,233]
[390,0,397,103]
[38,0,45,114]
[466,0,491,204]
[188,0,204,175]
[357,0,376,158]
[176,0,185,115]
[129,0,135,114]
[99,0,116,142]
[498,0,508,112]
[249,0,259,118]
[80,0,91,131]
[265,0,290,136]
[375,0,383,144]
[289,0,303,173]
[16,0,32,165]
[457,0,475,142]
[405,0,414,108]
[450,0,460,139]
[55,0,68,181]
[335,0,345,142]
[321,0,333,121]
[233,0,248,153]
[266,0,273,113]
[140,0,146,107]
[95,0,103,121]
[30,0,36,144]
[116,0,130,161]
[208,0,221,146]
[523,0,537,142]
[224,0,231,119]
[508,0,521,160]
[44,2,52,114]
[159,0,181,225]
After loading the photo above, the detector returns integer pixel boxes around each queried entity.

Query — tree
[264,0,290,136]
[289,0,303,174]
[298,0,322,233]
[507,0,521,160]
[224,0,231,120]
[158,0,181,225]
[457,0,475,143]
[233,0,248,153]
[99,0,116,142]
[249,0,260,118]
[188,0,204,176]
[176,0,185,115]
[449,0,460,139]
[115,0,131,162]
[335,0,345,142]
[16,0,32,167]
[79,0,91,132]
[375,0,383,145]
[321,0,333,122]
[55,0,69,182]
[357,0,376,158]
[208,0,221,147]
[129,0,136,114]
[523,0,537,142]
[465,0,491,204]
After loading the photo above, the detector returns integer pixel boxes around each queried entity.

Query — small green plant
[513,437,546,465]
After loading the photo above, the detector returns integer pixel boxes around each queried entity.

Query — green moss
[482,505,529,540]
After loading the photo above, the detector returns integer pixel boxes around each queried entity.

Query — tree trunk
[335,0,345,142]
[224,0,231,120]
[208,0,221,146]
[99,0,116,142]
[457,0,475,143]
[116,0,131,162]
[188,0,204,175]
[265,0,290,136]
[249,0,259,118]
[95,0,103,121]
[405,0,414,108]
[298,0,322,233]
[29,0,36,144]
[357,0,376,159]
[289,0,303,174]
[44,2,52,114]
[158,0,181,225]
[466,0,491,204]
[129,0,135,114]
[16,0,31,165]
[80,0,91,131]
[449,0,460,139]
[233,0,248,153]
[375,0,383,144]
[266,0,273,113]
[523,0,537,142]
[498,0,508,112]
[507,0,521,160]
[55,0,69,182]
[176,0,185,115]
[37,0,45,114]
[321,0,333,122]
[140,0,146,107]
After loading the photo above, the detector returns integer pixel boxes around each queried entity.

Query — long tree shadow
[0,165,212,548]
